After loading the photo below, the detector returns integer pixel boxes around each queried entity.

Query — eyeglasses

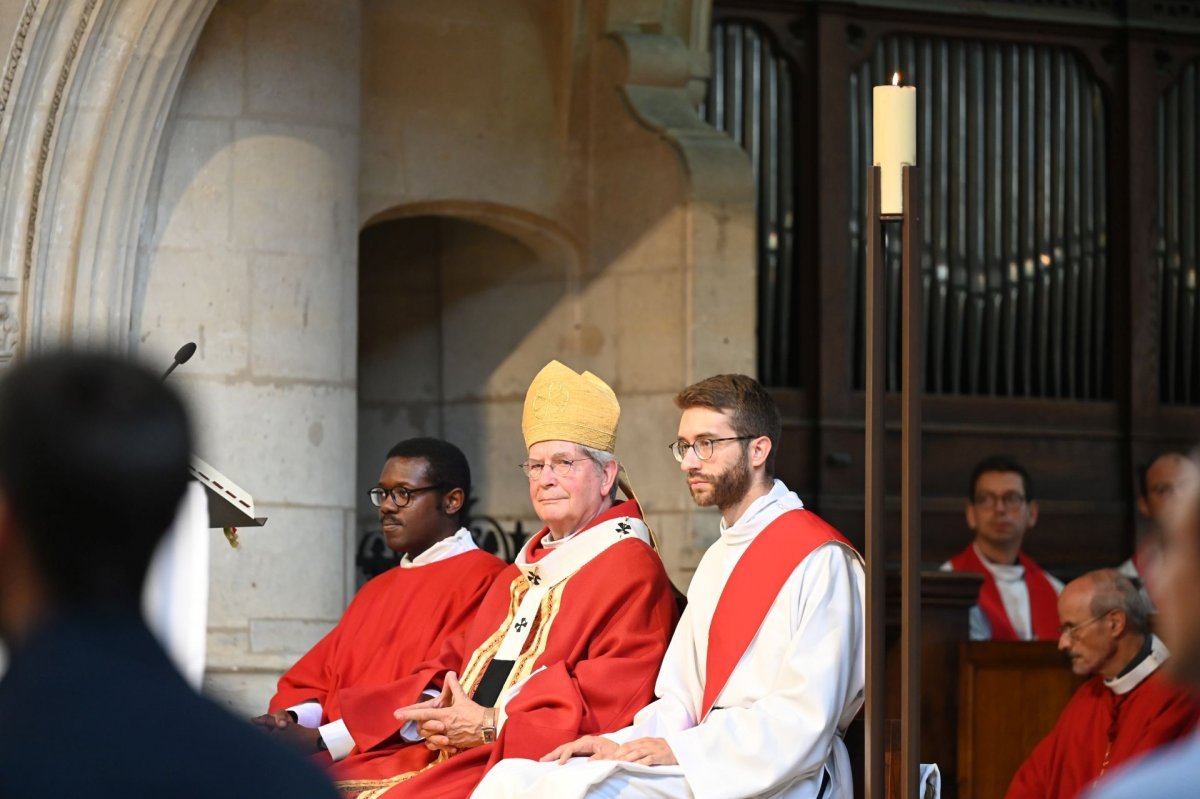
[1058,611,1113,640]
[519,456,593,480]
[973,491,1027,510]
[668,436,755,463]
[368,484,444,508]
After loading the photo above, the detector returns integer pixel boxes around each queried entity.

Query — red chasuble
[1005,668,1199,799]
[268,548,506,725]
[702,509,857,719]
[948,544,1060,640]
[326,500,678,799]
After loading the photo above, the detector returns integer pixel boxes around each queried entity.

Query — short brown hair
[674,374,782,475]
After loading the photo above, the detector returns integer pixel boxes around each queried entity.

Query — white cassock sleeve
[605,605,702,745]
[663,545,865,799]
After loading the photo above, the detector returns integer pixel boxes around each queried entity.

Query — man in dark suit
[0,352,338,798]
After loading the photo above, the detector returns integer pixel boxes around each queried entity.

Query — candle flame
[892,71,901,86]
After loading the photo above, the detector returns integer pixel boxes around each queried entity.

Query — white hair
[580,444,620,500]
[1088,569,1151,637]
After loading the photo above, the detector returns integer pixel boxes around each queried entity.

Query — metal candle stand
[864,163,922,799]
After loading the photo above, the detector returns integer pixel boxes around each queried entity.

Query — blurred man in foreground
[0,352,337,798]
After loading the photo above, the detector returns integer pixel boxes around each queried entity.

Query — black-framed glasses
[368,484,444,508]
[668,436,756,462]
[1058,610,1114,640]
[519,456,593,480]
[973,491,1027,510]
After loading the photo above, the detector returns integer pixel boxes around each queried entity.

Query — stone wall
[0,0,753,716]
[136,0,361,714]
[356,0,756,586]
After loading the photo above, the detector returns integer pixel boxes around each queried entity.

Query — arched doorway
[355,211,581,579]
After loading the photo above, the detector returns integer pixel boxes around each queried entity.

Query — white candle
[873,73,916,215]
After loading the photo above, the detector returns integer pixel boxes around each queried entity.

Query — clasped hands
[393,671,494,757]
[250,709,324,753]
[540,734,677,767]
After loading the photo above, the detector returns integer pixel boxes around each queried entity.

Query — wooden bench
[957,641,1083,799]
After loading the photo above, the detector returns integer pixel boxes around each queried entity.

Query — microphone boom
[162,341,198,381]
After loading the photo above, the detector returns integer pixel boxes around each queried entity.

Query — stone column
[136,0,361,714]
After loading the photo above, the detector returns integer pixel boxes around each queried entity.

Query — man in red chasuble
[252,438,506,758]
[1006,569,1199,799]
[325,361,677,799]
[942,455,1064,640]
[473,374,866,799]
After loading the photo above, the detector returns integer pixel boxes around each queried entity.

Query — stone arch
[0,0,217,361]
[362,201,582,281]
[356,203,591,557]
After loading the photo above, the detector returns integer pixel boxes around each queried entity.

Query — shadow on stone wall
[357,211,578,571]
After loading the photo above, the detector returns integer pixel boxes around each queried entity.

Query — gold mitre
[522,361,619,451]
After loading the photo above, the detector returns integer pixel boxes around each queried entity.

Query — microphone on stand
[162,342,197,381]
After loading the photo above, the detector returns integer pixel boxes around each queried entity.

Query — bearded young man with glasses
[321,361,677,799]
[1005,569,1198,799]
[941,455,1065,641]
[253,438,505,760]
[474,373,867,799]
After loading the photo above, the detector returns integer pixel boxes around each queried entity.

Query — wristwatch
[481,708,498,745]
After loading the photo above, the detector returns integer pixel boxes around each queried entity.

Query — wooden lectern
[143,456,267,687]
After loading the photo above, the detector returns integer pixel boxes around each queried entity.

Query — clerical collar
[529,499,640,554]
[400,528,477,568]
[540,515,601,550]
[720,479,804,538]
[541,529,580,549]
[1117,634,1155,678]
[972,543,1025,581]
[1105,635,1169,695]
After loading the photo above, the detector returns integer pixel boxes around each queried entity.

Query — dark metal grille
[701,21,800,387]
[1157,58,1200,405]
[850,36,1112,399]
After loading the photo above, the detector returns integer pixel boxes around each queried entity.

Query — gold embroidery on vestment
[460,574,529,698]
[458,571,571,704]
[336,752,448,798]
[502,581,567,693]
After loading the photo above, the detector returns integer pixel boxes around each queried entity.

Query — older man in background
[1006,570,1198,799]
[1118,451,1200,607]
[1088,454,1200,798]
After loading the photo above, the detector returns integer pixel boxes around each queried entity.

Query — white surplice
[471,479,866,799]
[939,544,1065,641]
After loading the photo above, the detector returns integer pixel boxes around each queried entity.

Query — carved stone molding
[0,0,217,364]
[0,275,18,366]
[599,29,757,382]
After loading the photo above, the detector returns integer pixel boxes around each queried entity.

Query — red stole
[949,544,1059,641]
[702,509,857,719]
